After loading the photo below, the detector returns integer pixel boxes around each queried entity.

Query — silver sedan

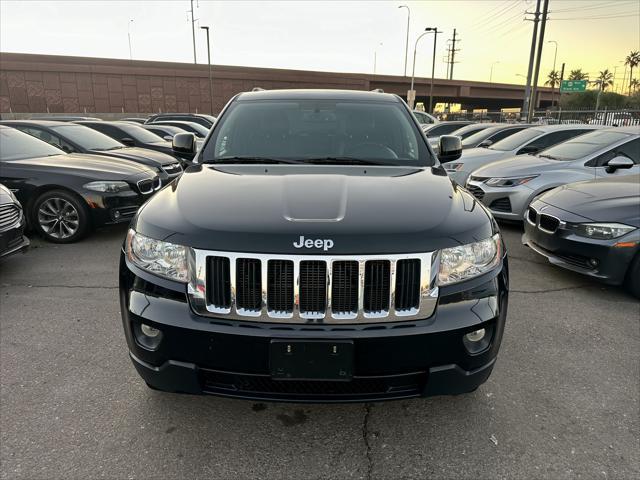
[465,127,640,221]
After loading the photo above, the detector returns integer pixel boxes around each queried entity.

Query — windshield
[148,125,185,137]
[203,99,432,166]
[488,128,543,151]
[180,123,209,137]
[51,124,123,151]
[538,131,631,161]
[451,124,491,139]
[117,123,168,143]
[461,126,504,147]
[0,127,65,160]
[423,123,470,137]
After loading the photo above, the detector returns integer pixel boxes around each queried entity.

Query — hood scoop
[282,175,348,223]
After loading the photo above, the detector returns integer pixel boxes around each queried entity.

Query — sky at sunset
[1,0,638,89]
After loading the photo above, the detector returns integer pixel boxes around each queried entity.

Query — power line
[551,12,639,20]
[466,0,523,32]
[551,0,637,13]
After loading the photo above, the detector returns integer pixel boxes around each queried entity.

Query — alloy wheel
[37,197,80,240]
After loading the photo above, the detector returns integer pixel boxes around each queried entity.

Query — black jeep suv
[119,89,509,402]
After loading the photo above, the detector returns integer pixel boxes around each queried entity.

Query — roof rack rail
[251,87,266,92]
[371,88,384,93]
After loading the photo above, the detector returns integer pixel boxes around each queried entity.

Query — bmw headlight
[83,181,131,193]
[126,229,189,282]
[438,234,501,285]
[574,223,636,240]
[485,176,538,187]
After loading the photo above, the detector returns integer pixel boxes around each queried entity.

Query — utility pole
[448,28,458,80]
[127,19,134,60]
[548,40,558,107]
[522,0,541,121]
[190,0,197,63]
[528,0,549,122]
[200,26,213,115]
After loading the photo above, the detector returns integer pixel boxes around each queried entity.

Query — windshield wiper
[301,157,393,166]
[204,156,303,165]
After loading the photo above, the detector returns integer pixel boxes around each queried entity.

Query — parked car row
[428,118,639,296]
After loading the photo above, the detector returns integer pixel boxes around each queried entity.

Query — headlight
[126,229,189,282]
[83,181,131,193]
[438,234,501,286]
[574,223,636,240]
[485,176,538,187]
[445,163,464,171]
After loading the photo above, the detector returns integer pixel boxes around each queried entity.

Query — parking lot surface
[1,223,638,479]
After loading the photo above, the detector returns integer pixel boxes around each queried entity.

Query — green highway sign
[560,80,587,92]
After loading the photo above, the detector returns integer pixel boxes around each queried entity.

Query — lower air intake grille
[489,197,512,212]
[267,260,294,313]
[331,261,359,314]
[207,257,231,308]
[395,259,420,311]
[236,259,262,311]
[299,261,327,314]
[364,260,390,313]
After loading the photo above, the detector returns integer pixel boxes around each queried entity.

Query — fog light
[465,328,486,342]
[589,258,599,267]
[113,210,121,220]
[141,323,160,338]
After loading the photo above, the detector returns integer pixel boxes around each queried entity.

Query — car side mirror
[605,156,634,173]
[172,132,197,156]
[437,135,462,163]
[121,137,135,147]
[478,139,493,148]
[518,145,539,155]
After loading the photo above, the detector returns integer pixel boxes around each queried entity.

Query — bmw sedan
[446,124,604,185]
[465,127,640,221]
[0,126,160,243]
[1,120,182,186]
[523,174,640,298]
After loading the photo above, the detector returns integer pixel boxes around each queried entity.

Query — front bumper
[119,253,509,402]
[465,180,534,220]
[522,203,638,285]
[83,190,152,227]
[0,218,29,258]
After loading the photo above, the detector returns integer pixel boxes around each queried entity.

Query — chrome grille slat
[0,205,21,230]
[187,250,439,324]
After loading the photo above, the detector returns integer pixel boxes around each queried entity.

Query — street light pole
[373,42,382,74]
[398,5,410,77]
[200,26,214,115]
[410,29,431,109]
[490,61,500,83]
[548,40,558,106]
[127,19,134,60]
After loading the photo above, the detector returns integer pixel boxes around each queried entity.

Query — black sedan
[0,183,29,258]
[421,120,474,138]
[1,120,182,185]
[523,174,640,298]
[0,126,160,243]
[145,113,215,128]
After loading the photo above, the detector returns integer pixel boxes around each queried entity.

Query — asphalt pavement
[1,222,638,479]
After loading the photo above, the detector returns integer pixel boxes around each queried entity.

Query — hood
[10,153,155,180]
[134,165,496,254]
[472,154,559,177]
[89,147,177,167]
[539,175,640,226]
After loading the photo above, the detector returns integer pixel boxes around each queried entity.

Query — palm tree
[544,70,561,106]
[625,51,640,95]
[630,78,640,93]
[568,69,588,81]
[593,69,614,92]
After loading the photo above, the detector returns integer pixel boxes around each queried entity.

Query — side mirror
[518,145,539,155]
[605,156,634,173]
[121,137,135,147]
[437,135,462,163]
[163,135,173,141]
[172,132,197,157]
[478,139,493,148]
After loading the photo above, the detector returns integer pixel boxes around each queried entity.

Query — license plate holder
[269,340,354,381]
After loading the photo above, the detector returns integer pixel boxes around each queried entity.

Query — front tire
[32,190,89,243]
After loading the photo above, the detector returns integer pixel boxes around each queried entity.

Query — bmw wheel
[33,190,89,243]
